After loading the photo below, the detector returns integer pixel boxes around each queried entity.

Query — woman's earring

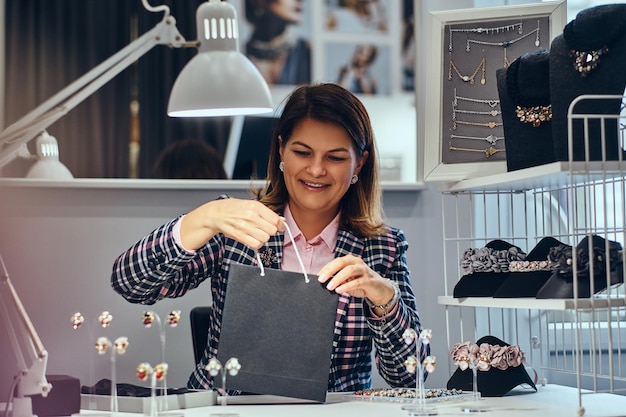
[350,174,358,184]
[279,161,285,172]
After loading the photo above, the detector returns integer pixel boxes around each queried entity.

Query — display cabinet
[437,95,626,415]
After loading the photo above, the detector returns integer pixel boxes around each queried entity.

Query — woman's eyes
[292,150,347,162]
[328,155,347,162]
[293,149,348,162]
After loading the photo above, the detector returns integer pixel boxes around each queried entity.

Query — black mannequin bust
[497,49,555,171]
[549,4,626,162]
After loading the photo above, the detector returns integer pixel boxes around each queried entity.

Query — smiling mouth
[301,180,328,189]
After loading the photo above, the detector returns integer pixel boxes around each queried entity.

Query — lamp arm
[0,253,52,409]
[0,14,190,170]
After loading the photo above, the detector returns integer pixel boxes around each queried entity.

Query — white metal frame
[422,1,567,182]
[438,94,626,415]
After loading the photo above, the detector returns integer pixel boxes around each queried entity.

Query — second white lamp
[168,0,273,117]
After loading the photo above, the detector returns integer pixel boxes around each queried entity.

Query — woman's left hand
[317,254,397,308]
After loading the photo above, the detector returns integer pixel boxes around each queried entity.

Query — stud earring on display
[279,161,284,172]
[350,174,358,184]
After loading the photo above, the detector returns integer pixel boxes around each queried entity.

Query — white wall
[0,180,449,400]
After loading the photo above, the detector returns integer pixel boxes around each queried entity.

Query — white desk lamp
[0,0,273,174]
[0,254,52,417]
[0,1,271,415]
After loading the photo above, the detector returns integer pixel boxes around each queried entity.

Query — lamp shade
[26,131,73,179]
[167,0,272,117]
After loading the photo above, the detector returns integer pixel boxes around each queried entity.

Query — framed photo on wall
[325,42,392,96]
[235,0,314,87]
[422,1,567,182]
[322,0,391,34]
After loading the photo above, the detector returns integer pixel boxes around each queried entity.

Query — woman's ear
[355,150,369,174]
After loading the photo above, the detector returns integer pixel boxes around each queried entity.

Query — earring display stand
[71,311,115,417]
[459,361,489,413]
[401,329,437,416]
[142,310,184,417]
[74,308,214,414]
[206,357,241,417]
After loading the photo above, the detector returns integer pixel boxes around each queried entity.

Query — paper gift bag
[217,262,340,403]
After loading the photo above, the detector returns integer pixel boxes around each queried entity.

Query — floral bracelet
[450,341,526,372]
[460,246,527,274]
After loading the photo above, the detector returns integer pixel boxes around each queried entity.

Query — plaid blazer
[112,215,425,392]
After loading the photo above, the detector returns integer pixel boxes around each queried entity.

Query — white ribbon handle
[255,221,309,283]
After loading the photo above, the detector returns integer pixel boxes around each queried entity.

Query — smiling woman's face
[279,118,367,220]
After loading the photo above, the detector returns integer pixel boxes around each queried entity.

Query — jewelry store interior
[2,0,626,416]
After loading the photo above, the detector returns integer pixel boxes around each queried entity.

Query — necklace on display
[449,21,523,52]
[569,46,610,77]
[452,107,501,117]
[452,119,503,130]
[449,144,506,158]
[562,17,625,77]
[450,134,504,145]
[506,57,552,127]
[466,20,540,67]
[453,88,500,108]
[448,53,486,85]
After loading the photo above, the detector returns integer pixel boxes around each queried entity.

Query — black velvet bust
[549,4,626,162]
[497,49,555,171]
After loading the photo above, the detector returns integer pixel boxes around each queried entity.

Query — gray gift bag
[217,262,340,402]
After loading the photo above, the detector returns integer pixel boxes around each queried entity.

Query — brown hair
[152,138,227,180]
[257,83,385,237]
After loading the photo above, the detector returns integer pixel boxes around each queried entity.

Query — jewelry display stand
[400,329,437,416]
[459,362,488,414]
[206,357,241,417]
[423,2,567,182]
[141,310,183,417]
[71,311,118,417]
[443,15,550,166]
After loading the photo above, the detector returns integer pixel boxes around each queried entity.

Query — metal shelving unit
[438,95,626,415]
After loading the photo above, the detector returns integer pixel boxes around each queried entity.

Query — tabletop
[77,384,626,417]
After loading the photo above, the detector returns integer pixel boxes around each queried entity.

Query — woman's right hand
[180,198,284,250]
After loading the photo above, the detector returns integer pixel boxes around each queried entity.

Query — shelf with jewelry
[428,3,626,415]
[443,14,549,162]
[422,1,568,182]
[436,92,626,416]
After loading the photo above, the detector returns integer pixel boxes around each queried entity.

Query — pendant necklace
[448,53,486,85]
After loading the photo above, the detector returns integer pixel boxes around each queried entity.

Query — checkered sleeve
[366,227,426,388]
[111,216,224,305]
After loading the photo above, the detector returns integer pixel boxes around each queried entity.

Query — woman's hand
[317,255,397,311]
[180,198,284,250]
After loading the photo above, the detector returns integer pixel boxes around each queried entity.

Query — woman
[111,83,426,392]
[244,0,311,85]
[337,44,379,95]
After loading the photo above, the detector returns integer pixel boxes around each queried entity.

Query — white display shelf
[438,295,626,311]
[440,161,626,193]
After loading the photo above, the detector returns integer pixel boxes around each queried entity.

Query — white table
[79,384,626,417]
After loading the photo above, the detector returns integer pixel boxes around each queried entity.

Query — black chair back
[189,306,212,364]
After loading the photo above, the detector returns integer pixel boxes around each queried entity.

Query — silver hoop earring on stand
[350,175,358,184]
[279,161,284,172]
